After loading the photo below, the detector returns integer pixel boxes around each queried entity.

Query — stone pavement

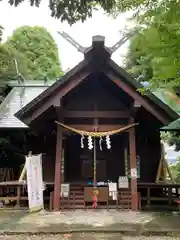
[0,210,179,235]
[0,235,179,240]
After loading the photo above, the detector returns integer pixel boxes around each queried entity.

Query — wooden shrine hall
[0,35,179,211]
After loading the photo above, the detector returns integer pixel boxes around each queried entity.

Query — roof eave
[108,60,179,123]
[15,60,88,121]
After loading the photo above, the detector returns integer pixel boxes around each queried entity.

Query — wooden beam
[24,72,90,124]
[61,124,129,132]
[63,110,130,118]
[134,100,141,108]
[130,100,141,115]
[53,96,61,108]
[53,122,62,211]
[106,72,169,124]
[129,117,138,211]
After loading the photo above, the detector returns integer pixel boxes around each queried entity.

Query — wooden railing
[137,183,180,208]
[0,182,143,211]
[0,181,53,209]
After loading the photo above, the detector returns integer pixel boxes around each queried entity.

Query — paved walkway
[0,235,179,240]
[0,210,179,235]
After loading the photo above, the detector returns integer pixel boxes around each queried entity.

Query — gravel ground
[0,235,179,240]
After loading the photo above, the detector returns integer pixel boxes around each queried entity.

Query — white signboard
[108,182,117,200]
[26,154,44,212]
[118,176,129,188]
[61,184,70,198]
[131,168,137,179]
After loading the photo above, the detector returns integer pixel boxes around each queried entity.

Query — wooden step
[61,199,84,203]
[70,191,84,194]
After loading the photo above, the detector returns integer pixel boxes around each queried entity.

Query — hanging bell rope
[55,121,138,137]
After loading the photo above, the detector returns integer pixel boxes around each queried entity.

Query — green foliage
[0,43,29,83]
[0,130,28,167]
[0,26,64,166]
[6,26,63,80]
[0,25,3,42]
[167,132,180,152]
[126,0,180,150]
[0,26,63,83]
[126,1,180,89]
[3,0,116,25]
[4,0,180,26]
[170,157,180,183]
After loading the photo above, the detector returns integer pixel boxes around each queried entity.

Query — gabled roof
[162,119,180,130]
[153,88,180,130]
[0,84,49,128]
[1,35,178,128]
[15,59,88,120]
[108,60,179,122]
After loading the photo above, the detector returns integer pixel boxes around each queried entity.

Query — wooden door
[82,160,92,179]
[96,160,106,180]
[81,159,106,181]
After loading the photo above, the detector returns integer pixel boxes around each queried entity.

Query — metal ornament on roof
[57,30,137,54]
[56,31,137,151]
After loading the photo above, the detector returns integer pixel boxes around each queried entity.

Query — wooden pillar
[53,123,62,211]
[129,117,138,211]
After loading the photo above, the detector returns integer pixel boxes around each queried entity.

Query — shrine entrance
[81,159,106,182]
[64,133,128,184]
[81,146,107,182]
[65,134,108,183]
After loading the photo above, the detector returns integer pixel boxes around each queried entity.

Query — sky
[0,1,133,71]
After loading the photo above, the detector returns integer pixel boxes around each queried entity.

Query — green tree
[125,0,180,89]
[126,26,180,89]
[4,0,115,25]
[0,26,28,93]
[166,132,180,152]
[170,157,180,183]
[125,33,153,83]
[0,25,3,42]
[5,26,63,80]
[5,0,180,25]
[0,43,30,82]
[125,3,180,150]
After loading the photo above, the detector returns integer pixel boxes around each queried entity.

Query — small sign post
[118,176,129,188]
[61,184,70,198]
[131,168,137,179]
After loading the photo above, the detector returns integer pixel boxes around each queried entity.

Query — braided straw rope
[55,121,138,137]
